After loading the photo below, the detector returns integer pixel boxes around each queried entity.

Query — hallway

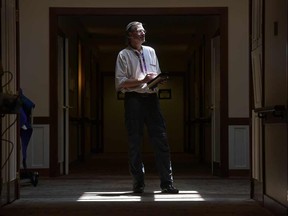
[1,153,275,216]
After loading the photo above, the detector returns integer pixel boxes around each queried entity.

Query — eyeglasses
[133,29,146,34]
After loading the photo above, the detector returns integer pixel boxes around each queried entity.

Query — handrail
[254,105,287,119]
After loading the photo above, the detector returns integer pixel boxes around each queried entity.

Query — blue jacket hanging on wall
[19,89,35,169]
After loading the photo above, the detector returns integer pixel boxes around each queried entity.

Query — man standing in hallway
[115,21,178,194]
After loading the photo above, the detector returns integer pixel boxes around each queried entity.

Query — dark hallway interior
[1,153,275,216]
[0,2,287,216]
[52,7,228,178]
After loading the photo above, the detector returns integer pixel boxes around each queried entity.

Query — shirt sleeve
[115,51,129,92]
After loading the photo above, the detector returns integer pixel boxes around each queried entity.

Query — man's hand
[142,73,157,83]
[120,73,157,89]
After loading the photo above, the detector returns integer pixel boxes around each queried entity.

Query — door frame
[57,33,69,175]
[211,35,221,175]
[49,7,229,177]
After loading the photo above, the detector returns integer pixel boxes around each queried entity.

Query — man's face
[130,24,146,43]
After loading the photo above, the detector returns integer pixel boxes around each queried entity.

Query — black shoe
[161,185,179,194]
[133,183,145,193]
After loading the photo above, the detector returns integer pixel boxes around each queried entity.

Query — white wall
[228,0,250,117]
[19,0,250,118]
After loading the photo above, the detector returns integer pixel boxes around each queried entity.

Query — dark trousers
[124,92,173,188]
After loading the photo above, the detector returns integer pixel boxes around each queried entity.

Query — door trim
[49,7,229,177]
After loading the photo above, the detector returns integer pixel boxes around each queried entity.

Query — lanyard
[135,51,147,73]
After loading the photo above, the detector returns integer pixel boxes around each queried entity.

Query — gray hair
[125,21,143,34]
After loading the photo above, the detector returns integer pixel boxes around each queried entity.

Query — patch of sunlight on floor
[77,191,205,202]
[154,191,205,201]
[78,191,141,202]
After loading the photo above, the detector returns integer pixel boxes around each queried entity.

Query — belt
[125,92,157,97]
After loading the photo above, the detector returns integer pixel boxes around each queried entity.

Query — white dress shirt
[115,45,161,93]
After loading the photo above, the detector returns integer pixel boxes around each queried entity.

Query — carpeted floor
[0,153,275,216]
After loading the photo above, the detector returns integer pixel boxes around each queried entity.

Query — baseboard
[212,162,220,176]
[251,178,264,202]
[229,169,250,177]
[20,168,49,177]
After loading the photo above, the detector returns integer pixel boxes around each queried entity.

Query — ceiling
[59,14,220,72]
[77,15,220,53]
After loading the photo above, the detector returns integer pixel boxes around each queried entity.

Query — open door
[57,35,69,175]
[211,35,221,175]
[250,0,264,203]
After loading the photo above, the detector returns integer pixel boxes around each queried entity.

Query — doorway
[50,8,228,177]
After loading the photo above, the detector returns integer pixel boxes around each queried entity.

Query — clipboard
[147,72,169,89]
